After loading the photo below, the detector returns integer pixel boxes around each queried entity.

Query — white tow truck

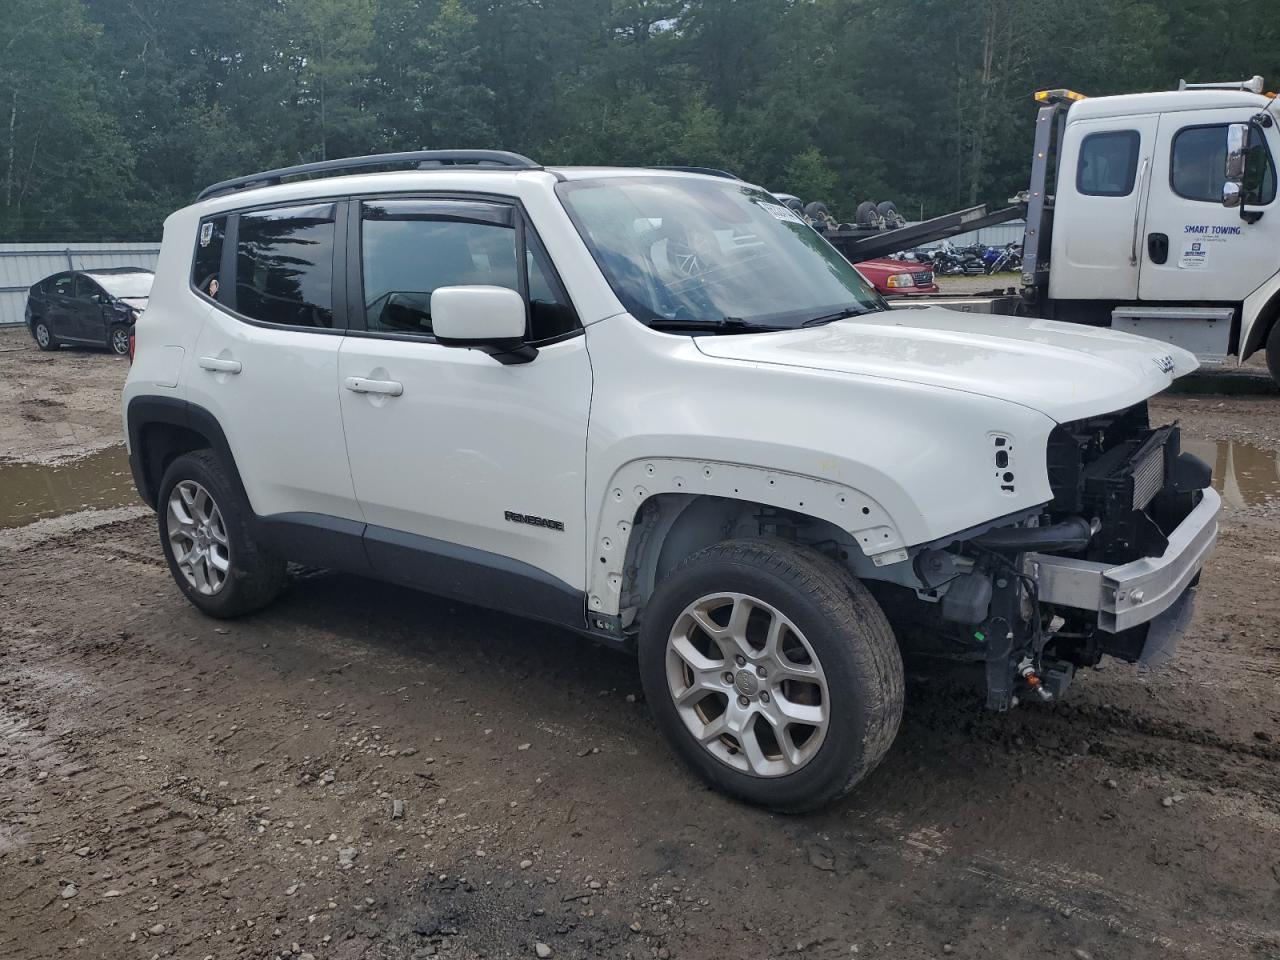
[827,76,1280,385]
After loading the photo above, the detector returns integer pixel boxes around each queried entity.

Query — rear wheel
[32,320,57,351]
[638,538,903,812]
[1266,321,1280,388]
[157,450,286,618]
[109,324,131,356]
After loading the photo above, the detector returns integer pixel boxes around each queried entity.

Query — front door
[71,276,107,343]
[1139,108,1280,303]
[1049,114,1160,301]
[337,197,592,616]
[184,203,361,523]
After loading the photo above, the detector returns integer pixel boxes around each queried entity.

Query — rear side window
[50,274,74,297]
[1171,124,1277,204]
[1077,130,1141,197]
[234,204,336,328]
[193,216,227,299]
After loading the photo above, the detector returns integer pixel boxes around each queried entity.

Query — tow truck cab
[1022,79,1280,376]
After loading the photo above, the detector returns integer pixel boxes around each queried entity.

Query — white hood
[694,307,1198,423]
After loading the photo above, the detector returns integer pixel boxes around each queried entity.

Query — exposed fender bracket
[587,458,907,618]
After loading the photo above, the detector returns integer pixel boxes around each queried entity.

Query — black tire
[802,200,831,222]
[109,323,131,356]
[32,319,58,351]
[1267,321,1280,389]
[854,200,879,227]
[638,537,903,812]
[157,450,286,618]
[783,197,805,215]
[876,200,905,228]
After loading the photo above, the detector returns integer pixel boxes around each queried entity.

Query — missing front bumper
[1025,486,1220,633]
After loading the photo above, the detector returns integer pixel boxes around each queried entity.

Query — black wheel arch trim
[126,395,249,510]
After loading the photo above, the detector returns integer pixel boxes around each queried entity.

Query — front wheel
[638,538,903,812]
[157,450,286,618]
[1266,321,1280,389]
[109,324,131,356]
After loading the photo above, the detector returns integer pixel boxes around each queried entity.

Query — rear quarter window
[193,216,227,299]
[1077,130,1141,197]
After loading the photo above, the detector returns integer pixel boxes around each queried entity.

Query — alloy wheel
[111,327,130,355]
[35,324,49,348]
[167,480,231,595]
[665,592,830,777]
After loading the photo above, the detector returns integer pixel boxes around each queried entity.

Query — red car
[854,258,939,296]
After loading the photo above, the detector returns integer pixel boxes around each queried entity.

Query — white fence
[0,243,160,327]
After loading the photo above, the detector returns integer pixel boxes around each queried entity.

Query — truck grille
[912,271,934,287]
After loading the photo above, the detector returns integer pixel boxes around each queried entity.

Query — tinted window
[1077,130,1141,197]
[73,276,102,301]
[1171,124,1277,204]
[50,274,74,297]
[360,201,519,336]
[193,216,227,299]
[526,231,578,342]
[234,204,335,328]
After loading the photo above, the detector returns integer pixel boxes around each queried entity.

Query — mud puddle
[0,445,137,528]
[1184,438,1280,507]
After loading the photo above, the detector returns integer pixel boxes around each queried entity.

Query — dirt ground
[1,325,1278,960]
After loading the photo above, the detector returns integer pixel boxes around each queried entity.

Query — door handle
[344,376,403,397]
[1129,157,1149,266]
[1147,232,1169,265]
[198,356,242,374]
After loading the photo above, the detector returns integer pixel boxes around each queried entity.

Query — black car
[25,267,153,356]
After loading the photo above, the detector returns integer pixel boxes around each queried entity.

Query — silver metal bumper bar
[1025,487,1220,632]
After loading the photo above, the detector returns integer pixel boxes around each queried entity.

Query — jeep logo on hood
[1153,355,1175,374]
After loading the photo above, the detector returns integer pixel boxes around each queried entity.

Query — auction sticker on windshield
[756,200,806,224]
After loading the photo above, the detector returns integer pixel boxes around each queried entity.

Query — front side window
[1077,130,1141,197]
[1171,124,1277,204]
[234,204,335,328]
[361,201,516,336]
[193,216,227,299]
[555,176,884,331]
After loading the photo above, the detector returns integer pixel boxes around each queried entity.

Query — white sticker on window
[755,200,805,224]
[199,222,214,248]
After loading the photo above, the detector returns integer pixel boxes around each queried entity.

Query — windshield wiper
[648,316,778,333]
[801,306,870,327]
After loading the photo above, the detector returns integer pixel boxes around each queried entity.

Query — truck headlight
[885,273,916,288]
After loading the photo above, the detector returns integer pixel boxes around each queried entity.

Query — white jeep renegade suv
[124,150,1219,811]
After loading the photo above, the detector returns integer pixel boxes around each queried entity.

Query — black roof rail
[648,165,743,180]
[196,150,542,202]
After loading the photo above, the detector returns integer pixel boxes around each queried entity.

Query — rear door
[1049,115,1159,301]
[1138,108,1280,302]
[45,273,77,338]
[185,202,362,523]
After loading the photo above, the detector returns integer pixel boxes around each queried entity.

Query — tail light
[128,331,136,363]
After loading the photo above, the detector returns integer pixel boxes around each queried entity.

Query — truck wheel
[876,200,905,228]
[1266,322,1280,388]
[157,450,286,619]
[855,201,879,227]
[638,538,903,812]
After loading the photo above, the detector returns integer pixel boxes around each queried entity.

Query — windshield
[90,272,153,299]
[556,177,886,330]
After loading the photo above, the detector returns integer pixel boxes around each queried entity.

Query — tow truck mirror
[1222,123,1249,208]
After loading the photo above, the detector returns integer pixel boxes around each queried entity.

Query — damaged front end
[883,402,1219,711]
